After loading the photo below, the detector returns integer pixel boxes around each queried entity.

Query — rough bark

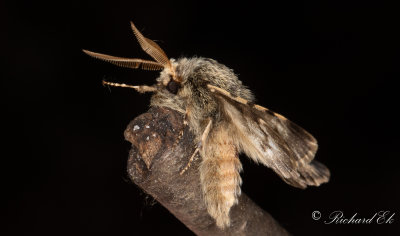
[125,107,290,236]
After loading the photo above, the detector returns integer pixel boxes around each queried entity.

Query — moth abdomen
[200,124,242,229]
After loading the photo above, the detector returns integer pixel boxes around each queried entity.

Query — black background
[3,1,399,235]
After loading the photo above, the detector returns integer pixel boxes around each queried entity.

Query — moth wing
[208,85,330,188]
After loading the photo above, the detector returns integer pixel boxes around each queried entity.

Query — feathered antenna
[82,50,164,70]
[82,22,170,71]
[129,22,171,69]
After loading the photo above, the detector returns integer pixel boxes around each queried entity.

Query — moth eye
[167,80,180,94]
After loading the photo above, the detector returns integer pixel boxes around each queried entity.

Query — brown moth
[83,22,330,229]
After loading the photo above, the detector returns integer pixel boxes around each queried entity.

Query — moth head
[83,22,182,95]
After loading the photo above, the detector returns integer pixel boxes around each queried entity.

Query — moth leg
[180,119,212,175]
[207,84,287,120]
[200,124,242,229]
[170,108,192,161]
[183,106,191,126]
[178,107,191,141]
[179,148,199,175]
[102,80,157,93]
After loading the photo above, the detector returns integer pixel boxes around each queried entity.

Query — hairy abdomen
[199,124,242,228]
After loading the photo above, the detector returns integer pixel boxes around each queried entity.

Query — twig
[125,107,290,236]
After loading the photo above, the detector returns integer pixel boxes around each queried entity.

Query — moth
[83,22,330,229]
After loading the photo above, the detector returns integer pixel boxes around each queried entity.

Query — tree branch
[125,107,290,235]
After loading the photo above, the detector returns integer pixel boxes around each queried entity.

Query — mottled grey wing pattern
[212,89,330,188]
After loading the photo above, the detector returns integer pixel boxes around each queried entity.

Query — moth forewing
[208,84,329,188]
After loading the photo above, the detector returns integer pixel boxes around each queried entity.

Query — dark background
[2,0,399,235]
